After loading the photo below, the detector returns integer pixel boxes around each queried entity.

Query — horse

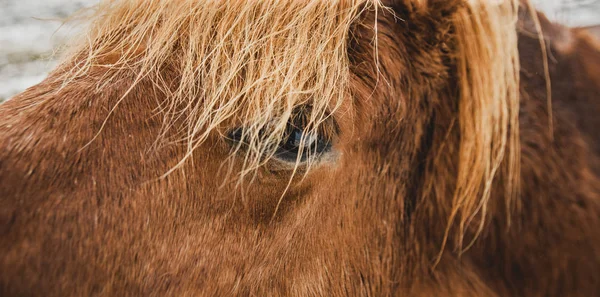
[580,25,600,39]
[0,0,598,296]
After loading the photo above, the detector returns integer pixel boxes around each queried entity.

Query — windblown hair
[61,0,383,177]
[440,0,521,251]
[5,0,600,295]
[60,0,520,242]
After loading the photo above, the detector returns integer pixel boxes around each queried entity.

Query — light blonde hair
[442,0,521,255]
[59,0,522,249]
[61,0,382,178]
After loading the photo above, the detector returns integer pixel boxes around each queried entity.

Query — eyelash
[227,110,335,164]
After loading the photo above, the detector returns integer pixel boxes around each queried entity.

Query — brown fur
[1,1,599,296]
[579,25,600,40]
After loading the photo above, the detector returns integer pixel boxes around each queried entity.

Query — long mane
[59,0,521,245]
[60,0,381,176]
[441,0,521,251]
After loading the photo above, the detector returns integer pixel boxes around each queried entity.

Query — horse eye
[274,125,330,163]
[227,124,332,164]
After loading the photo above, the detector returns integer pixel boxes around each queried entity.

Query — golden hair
[60,0,383,178]
[59,0,522,246]
[436,0,521,256]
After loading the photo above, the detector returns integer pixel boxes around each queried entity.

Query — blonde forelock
[62,0,382,177]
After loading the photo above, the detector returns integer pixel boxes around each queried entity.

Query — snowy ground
[0,0,96,101]
[1,0,599,102]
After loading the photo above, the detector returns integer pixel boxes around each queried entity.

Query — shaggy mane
[58,0,521,245]
[443,0,521,252]
[60,0,381,177]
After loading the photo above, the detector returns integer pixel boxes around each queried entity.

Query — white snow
[534,0,600,26]
[0,0,598,102]
[0,0,97,101]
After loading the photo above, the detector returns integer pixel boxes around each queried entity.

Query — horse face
[0,3,465,293]
[2,1,600,296]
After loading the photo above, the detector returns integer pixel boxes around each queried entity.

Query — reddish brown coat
[0,1,599,296]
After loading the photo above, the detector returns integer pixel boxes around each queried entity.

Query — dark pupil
[275,125,330,163]
[228,111,332,163]
[274,127,308,162]
[283,129,303,150]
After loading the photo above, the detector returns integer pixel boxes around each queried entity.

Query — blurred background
[1,0,599,102]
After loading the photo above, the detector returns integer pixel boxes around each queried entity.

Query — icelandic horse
[0,0,599,296]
